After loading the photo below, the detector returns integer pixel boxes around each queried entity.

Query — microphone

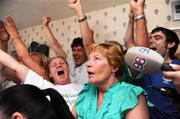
[124,47,174,73]
[125,47,177,99]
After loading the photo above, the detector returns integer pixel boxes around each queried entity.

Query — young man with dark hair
[42,0,94,85]
[125,0,180,118]
[70,37,87,67]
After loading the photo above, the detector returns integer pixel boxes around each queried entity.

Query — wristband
[134,14,145,21]
[78,15,87,23]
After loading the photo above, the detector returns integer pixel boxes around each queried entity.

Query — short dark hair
[0,85,74,119]
[151,27,179,59]
[71,37,84,49]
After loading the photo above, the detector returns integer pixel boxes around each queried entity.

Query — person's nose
[87,58,93,67]
[149,37,155,43]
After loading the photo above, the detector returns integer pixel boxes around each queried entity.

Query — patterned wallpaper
[8,0,180,57]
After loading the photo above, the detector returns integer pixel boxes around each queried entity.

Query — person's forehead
[72,45,84,49]
[89,51,103,56]
[151,31,165,37]
[50,57,65,63]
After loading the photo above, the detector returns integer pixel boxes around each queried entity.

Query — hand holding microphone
[124,47,180,97]
[163,64,180,93]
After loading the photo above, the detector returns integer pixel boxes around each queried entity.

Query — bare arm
[0,49,29,82]
[68,0,94,54]
[5,16,48,79]
[71,105,78,119]
[42,16,67,58]
[130,0,149,47]
[124,8,135,49]
[0,24,21,84]
[125,95,149,119]
[2,67,21,84]
[0,20,10,51]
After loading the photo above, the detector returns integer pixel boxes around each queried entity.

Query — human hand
[163,64,180,92]
[129,0,145,15]
[67,0,82,14]
[0,21,5,30]
[4,16,19,39]
[0,21,10,42]
[42,16,51,26]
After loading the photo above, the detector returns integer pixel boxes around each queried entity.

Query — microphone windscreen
[124,47,164,73]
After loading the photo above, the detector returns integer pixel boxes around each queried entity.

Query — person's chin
[75,61,82,66]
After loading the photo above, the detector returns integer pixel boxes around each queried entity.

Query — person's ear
[112,66,118,73]
[49,73,52,78]
[167,42,175,49]
[11,112,26,119]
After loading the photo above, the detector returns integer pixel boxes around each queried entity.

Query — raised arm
[130,0,149,47]
[125,95,149,119]
[0,21,10,52]
[68,0,94,54]
[0,49,29,82]
[4,16,48,80]
[124,8,135,49]
[42,16,67,58]
[0,25,21,84]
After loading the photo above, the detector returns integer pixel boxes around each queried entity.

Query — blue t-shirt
[142,59,180,119]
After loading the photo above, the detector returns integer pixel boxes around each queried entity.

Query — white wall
[8,0,180,57]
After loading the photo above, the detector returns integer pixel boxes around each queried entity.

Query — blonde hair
[30,52,49,71]
[88,43,124,79]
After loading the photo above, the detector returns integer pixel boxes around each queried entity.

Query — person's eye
[51,63,56,67]
[94,57,101,60]
[60,62,65,65]
[154,36,162,40]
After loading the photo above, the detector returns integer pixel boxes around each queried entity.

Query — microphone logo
[132,56,147,71]
[139,47,151,54]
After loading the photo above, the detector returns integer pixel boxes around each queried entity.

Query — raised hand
[163,64,180,93]
[67,0,83,16]
[0,21,4,30]
[129,0,145,15]
[4,16,19,39]
[0,21,10,42]
[67,0,79,9]
[42,16,51,26]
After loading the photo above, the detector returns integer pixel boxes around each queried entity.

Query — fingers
[5,16,15,27]
[68,0,77,4]
[163,70,180,81]
[42,16,51,25]
[6,16,12,24]
[67,0,80,7]
[163,71,176,79]
[170,64,180,71]
[0,21,5,29]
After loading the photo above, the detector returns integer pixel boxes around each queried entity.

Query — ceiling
[0,0,128,30]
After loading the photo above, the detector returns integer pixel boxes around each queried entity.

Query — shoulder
[113,82,146,114]
[76,84,95,100]
[110,82,146,106]
[117,81,145,93]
